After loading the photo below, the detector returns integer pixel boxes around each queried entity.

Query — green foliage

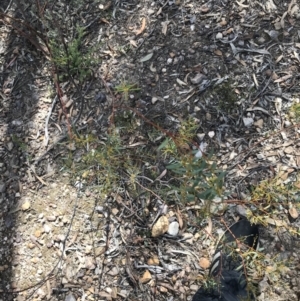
[50,26,97,81]
[289,102,300,121]
[115,80,140,101]
[158,119,225,210]
[213,80,238,112]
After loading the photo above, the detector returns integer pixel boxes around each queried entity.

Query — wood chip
[140,270,151,283]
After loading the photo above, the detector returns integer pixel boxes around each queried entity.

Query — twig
[44,95,58,147]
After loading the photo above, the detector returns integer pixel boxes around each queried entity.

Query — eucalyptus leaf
[140,52,153,62]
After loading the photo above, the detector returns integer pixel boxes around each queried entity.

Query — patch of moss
[213,80,238,112]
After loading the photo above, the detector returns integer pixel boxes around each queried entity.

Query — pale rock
[167,221,179,236]
[199,257,210,269]
[197,133,205,140]
[216,32,223,39]
[243,117,254,127]
[152,97,158,104]
[152,216,169,237]
[208,131,215,138]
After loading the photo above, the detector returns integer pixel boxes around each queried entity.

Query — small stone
[206,112,211,121]
[199,257,210,269]
[31,257,39,264]
[22,201,31,211]
[216,32,223,39]
[34,230,42,238]
[167,58,173,64]
[28,243,36,249]
[107,266,119,276]
[111,208,119,215]
[281,132,287,140]
[243,117,254,127]
[43,224,51,233]
[65,293,76,301]
[162,68,167,73]
[197,133,205,140]
[152,97,158,104]
[208,131,215,138]
[7,142,14,151]
[190,284,199,291]
[284,120,291,127]
[167,221,179,236]
[236,205,247,217]
[46,216,57,222]
[152,216,169,237]
[257,153,265,159]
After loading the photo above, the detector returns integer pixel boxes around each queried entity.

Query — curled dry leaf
[152,216,169,237]
[140,270,151,283]
[136,17,146,36]
[214,49,223,56]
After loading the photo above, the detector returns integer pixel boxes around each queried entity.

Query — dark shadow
[0,1,47,299]
[0,0,107,300]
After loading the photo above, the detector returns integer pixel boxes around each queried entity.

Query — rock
[46,216,57,222]
[208,131,215,138]
[22,200,30,211]
[65,293,76,301]
[236,205,247,217]
[107,266,119,276]
[139,270,151,284]
[243,117,254,127]
[216,32,223,39]
[199,257,210,269]
[152,216,169,237]
[152,97,158,104]
[167,221,179,236]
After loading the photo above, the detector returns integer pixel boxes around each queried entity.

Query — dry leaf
[204,217,212,238]
[214,49,223,56]
[147,257,160,265]
[267,218,287,227]
[152,216,169,237]
[176,209,183,229]
[200,5,210,13]
[136,17,146,35]
[140,270,152,283]
[199,257,210,269]
[129,40,138,47]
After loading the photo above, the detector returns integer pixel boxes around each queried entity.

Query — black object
[192,219,259,301]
